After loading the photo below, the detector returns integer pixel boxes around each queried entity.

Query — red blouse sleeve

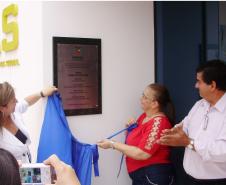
[137,116,171,155]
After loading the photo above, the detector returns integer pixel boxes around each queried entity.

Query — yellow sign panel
[0,59,19,67]
[0,4,19,67]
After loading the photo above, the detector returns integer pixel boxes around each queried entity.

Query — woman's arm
[97,139,151,160]
[25,86,57,106]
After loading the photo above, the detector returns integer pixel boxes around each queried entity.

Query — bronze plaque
[53,37,102,116]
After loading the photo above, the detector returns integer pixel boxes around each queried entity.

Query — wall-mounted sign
[0,4,19,67]
[53,37,102,116]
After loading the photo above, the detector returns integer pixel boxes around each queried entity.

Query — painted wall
[42,2,154,185]
[1,2,154,185]
[220,2,226,24]
[0,1,44,163]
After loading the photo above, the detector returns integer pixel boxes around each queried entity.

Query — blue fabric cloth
[72,138,99,185]
[37,93,99,185]
[107,123,137,139]
[107,123,137,177]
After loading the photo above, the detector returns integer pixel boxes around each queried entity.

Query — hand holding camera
[44,155,81,185]
[20,155,80,185]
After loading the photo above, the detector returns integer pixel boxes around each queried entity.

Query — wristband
[40,91,45,97]
[109,140,115,149]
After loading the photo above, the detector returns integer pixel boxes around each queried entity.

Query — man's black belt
[188,174,226,185]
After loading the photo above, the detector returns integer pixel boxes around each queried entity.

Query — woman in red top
[97,83,175,185]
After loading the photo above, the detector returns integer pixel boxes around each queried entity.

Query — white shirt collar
[202,92,226,113]
[214,92,226,113]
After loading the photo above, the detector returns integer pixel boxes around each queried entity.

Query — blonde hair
[0,82,15,128]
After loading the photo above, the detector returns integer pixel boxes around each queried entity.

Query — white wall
[42,2,154,185]
[1,1,154,185]
[0,1,44,162]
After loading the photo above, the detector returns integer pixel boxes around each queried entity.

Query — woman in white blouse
[0,82,57,163]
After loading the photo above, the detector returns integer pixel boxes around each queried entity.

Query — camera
[19,163,55,184]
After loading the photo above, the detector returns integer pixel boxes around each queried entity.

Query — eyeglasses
[203,109,210,130]
[203,114,209,130]
[142,93,148,99]
[142,93,154,101]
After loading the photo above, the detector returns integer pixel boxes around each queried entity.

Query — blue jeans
[129,163,174,185]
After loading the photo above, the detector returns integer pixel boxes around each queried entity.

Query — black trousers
[129,163,174,185]
[188,175,226,185]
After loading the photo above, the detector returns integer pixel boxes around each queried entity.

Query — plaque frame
[53,37,102,116]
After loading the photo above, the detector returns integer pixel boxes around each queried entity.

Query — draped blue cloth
[37,93,99,185]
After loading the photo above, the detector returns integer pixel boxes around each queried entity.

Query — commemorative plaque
[53,37,102,116]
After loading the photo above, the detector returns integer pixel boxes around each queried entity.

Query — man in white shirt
[158,60,226,185]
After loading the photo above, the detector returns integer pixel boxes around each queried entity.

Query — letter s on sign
[2,4,19,52]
